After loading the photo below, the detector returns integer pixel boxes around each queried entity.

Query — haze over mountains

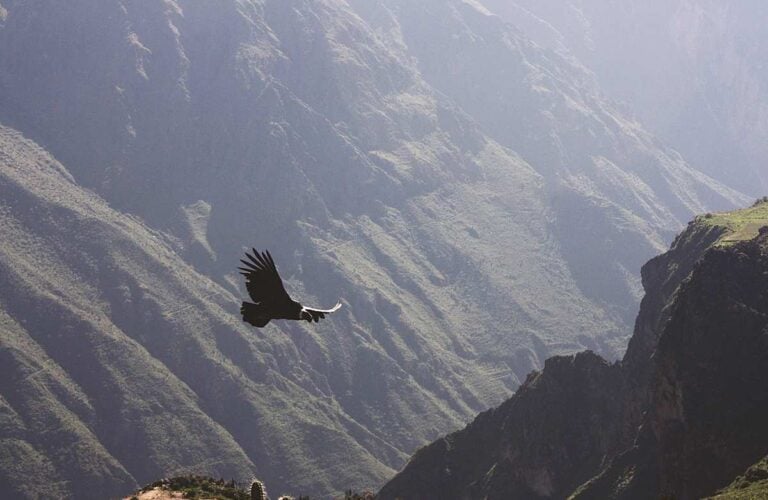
[0,0,760,497]
[486,0,768,195]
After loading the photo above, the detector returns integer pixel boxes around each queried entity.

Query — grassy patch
[706,456,768,499]
[697,197,768,246]
[140,476,250,500]
[133,476,374,500]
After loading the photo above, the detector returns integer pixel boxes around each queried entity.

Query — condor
[238,249,341,327]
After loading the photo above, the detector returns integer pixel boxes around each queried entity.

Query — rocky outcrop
[706,455,768,499]
[652,232,768,497]
[379,351,627,500]
[575,227,768,499]
[380,206,768,499]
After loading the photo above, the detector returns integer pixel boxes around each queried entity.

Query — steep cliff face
[380,203,768,499]
[575,219,768,499]
[652,231,768,497]
[619,220,727,431]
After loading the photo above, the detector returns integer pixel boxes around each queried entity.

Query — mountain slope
[483,0,768,195]
[0,0,746,355]
[0,125,402,497]
[378,350,628,499]
[355,0,748,329]
[380,203,768,499]
[707,456,768,500]
[574,205,768,499]
[0,0,752,496]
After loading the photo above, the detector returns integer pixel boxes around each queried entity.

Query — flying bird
[238,248,342,327]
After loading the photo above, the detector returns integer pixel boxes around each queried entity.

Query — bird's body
[238,249,341,327]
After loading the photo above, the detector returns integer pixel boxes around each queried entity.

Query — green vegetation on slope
[138,476,250,500]
[707,456,768,499]
[0,125,393,497]
[698,197,768,245]
[129,475,375,500]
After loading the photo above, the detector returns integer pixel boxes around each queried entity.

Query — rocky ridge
[380,201,768,499]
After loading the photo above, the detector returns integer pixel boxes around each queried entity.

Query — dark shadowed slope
[380,203,768,499]
[379,350,628,500]
[574,205,768,499]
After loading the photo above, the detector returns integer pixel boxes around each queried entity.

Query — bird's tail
[241,302,271,327]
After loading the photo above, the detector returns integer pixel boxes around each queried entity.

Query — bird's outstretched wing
[302,302,343,322]
[238,249,291,304]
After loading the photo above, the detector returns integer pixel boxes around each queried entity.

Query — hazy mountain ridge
[380,203,768,499]
[0,0,755,497]
[360,0,749,329]
[483,0,768,195]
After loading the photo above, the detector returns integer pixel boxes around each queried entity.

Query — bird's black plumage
[238,249,341,327]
